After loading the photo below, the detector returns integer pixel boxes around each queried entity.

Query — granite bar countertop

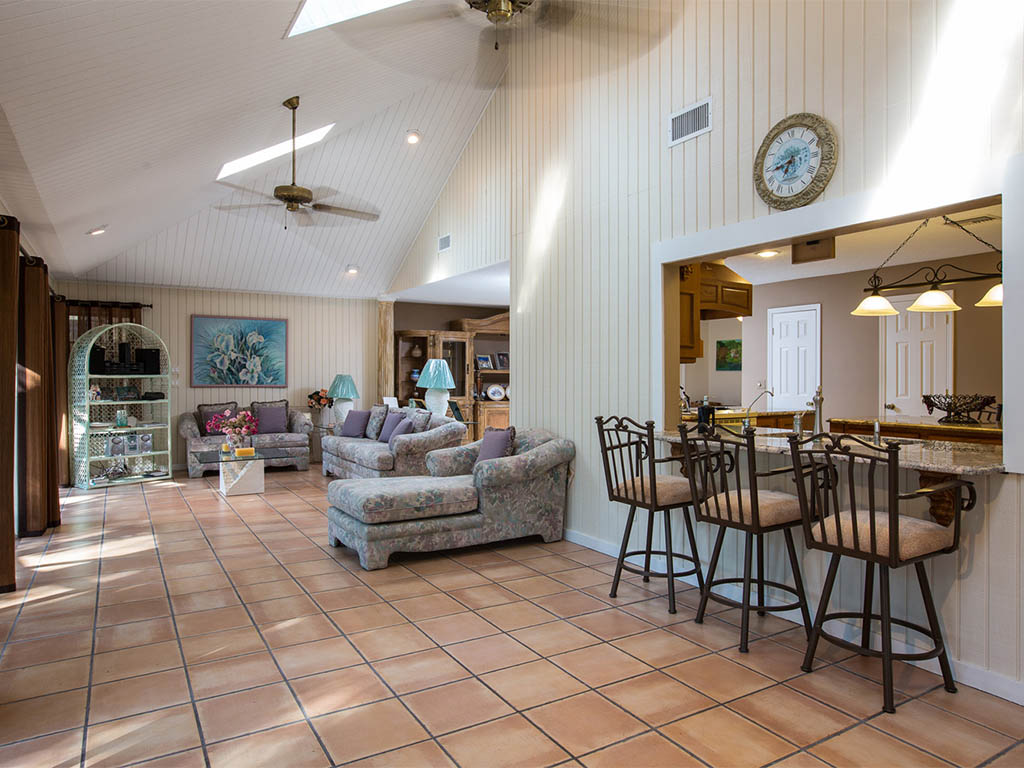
[678,408,809,422]
[654,429,1005,476]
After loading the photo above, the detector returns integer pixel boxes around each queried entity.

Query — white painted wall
[55,280,378,464]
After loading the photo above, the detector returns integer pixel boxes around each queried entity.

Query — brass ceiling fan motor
[273,96,315,211]
[466,0,533,47]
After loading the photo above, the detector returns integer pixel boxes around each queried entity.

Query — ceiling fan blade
[215,180,276,201]
[311,203,380,222]
[215,203,279,212]
[292,208,315,227]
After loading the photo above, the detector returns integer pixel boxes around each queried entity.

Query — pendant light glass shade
[851,292,899,317]
[975,282,1003,308]
[908,288,961,312]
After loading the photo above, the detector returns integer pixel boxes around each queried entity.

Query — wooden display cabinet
[474,400,510,439]
[395,330,473,416]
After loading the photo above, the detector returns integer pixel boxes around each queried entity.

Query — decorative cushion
[365,404,389,440]
[378,413,406,443]
[614,474,692,507]
[251,399,289,434]
[476,426,516,466]
[328,476,478,524]
[253,433,308,449]
[197,402,238,436]
[813,510,954,561]
[406,409,432,433]
[341,410,371,438]
[701,490,802,527]
[322,437,395,471]
[388,419,415,450]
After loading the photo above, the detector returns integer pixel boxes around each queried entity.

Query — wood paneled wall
[54,280,378,464]
[390,82,511,293]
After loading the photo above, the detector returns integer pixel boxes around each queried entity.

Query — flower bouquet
[206,409,258,452]
[307,388,334,411]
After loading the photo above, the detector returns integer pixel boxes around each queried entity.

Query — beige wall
[740,253,1003,420]
[394,302,507,331]
[684,319,745,405]
[55,280,378,464]
[390,84,511,294]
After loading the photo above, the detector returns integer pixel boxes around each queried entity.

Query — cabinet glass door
[438,337,470,400]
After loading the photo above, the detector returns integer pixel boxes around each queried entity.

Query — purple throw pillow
[388,418,415,450]
[341,410,371,437]
[252,400,289,434]
[475,426,516,466]
[378,413,406,443]
[197,402,237,436]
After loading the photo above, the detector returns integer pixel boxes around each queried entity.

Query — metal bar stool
[595,416,703,614]
[678,423,812,652]
[788,433,976,713]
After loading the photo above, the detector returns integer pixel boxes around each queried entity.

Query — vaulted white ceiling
[0,0,506,296]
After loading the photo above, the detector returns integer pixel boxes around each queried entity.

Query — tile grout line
[79,485,110,768]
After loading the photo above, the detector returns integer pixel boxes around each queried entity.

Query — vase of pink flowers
[206,409,258,453]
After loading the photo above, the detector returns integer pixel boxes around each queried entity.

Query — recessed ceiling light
[86,226,107,236]
[287,0,416,37]
[757,249,779,258]
[345,264,359,275]
[406,130,421,145]
[216,123,335,180]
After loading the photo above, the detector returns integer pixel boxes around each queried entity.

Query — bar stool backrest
[595,416,660,508]
[789,432,919,567]
[679,422,762,528]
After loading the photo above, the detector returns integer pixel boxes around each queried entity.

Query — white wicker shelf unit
[68,323,172,489]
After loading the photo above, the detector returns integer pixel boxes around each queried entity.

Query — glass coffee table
[190,447,291,496]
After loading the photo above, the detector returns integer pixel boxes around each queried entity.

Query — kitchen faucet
[743,388,774,430]
[806,385,824,433]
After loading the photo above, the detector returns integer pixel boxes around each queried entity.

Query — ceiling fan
[216,96,379,227]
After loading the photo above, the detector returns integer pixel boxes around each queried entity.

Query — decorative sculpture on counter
[922,394,996,425]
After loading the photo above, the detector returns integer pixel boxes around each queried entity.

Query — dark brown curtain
[54,300,144,484]
[17,254,59,535]
[0,216,18,591]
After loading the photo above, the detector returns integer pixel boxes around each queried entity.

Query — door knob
[884,403,896,410]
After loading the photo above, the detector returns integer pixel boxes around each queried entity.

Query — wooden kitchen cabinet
[679,265,703,363]
[699,262,753,319]
[474,401,510,441]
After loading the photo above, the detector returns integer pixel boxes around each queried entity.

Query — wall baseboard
[563,527,1024,706]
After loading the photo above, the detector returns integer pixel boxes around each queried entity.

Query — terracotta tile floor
[1,469,1023,768]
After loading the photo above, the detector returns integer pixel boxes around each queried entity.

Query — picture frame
[408,398,427,409]
[716,339,743,371]
[496,352,510,370]
[476,354,494,370]
[191,314,288,387]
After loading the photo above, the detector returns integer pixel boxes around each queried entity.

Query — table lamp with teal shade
[417,359,455,415]
[327,374,359,425]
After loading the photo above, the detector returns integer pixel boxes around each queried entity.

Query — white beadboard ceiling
[0,0,506,296]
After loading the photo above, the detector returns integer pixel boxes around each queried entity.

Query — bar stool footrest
[703,577,805,614]
[818,611,945,661]
[619,549,700,580]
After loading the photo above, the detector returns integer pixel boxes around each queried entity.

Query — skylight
[287,0,415,37]
[216,124,334,180]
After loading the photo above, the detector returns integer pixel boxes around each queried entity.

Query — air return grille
[668,98,712,147]
[438,234,451,252]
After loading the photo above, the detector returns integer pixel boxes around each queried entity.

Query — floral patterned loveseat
[179,405,313,478]
[326,428,575,569]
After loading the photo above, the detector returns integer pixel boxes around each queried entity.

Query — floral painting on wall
[191,315,287,387]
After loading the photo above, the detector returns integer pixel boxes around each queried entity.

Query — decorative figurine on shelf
[206,409,258,452]
[327,374,359,426]
[417,359,456,416]
[89,384,102,401]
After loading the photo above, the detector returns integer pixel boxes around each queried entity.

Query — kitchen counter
[828,418,1002,446]
[655,429,1004,476]
[678,409,813,431]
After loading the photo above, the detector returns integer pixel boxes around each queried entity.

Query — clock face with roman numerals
[754,113,838,211]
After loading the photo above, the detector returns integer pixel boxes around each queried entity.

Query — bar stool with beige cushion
[788,433,975,713]
[595,416,703,614]
[678,423,812,653]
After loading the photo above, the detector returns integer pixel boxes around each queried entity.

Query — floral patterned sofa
[321,406,466,480]
[326,429,575,569]
[179,405,313,478]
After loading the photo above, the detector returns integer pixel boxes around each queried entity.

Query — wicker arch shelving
[68,323,172,489]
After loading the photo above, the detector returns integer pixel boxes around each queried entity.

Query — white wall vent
[668,98,712,147]
[438,234,451,252]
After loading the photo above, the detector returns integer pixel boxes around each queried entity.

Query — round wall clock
[754,112,837,211]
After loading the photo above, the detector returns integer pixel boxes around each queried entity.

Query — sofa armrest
[392,421,468,458]
[426,442,481,477]
[178,412,201,441]
[288,409,313,435]
[474,439,576,489]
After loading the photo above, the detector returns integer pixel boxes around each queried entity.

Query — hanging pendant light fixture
[851,216,1003,316]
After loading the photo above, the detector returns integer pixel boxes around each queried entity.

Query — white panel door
[883,295,953,422]
[767,305,820,411]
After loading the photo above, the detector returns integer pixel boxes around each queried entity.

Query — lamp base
[333,398,355,426]
[424,389,449,416]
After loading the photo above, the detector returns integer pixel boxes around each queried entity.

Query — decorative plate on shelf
[486,384,506,401]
